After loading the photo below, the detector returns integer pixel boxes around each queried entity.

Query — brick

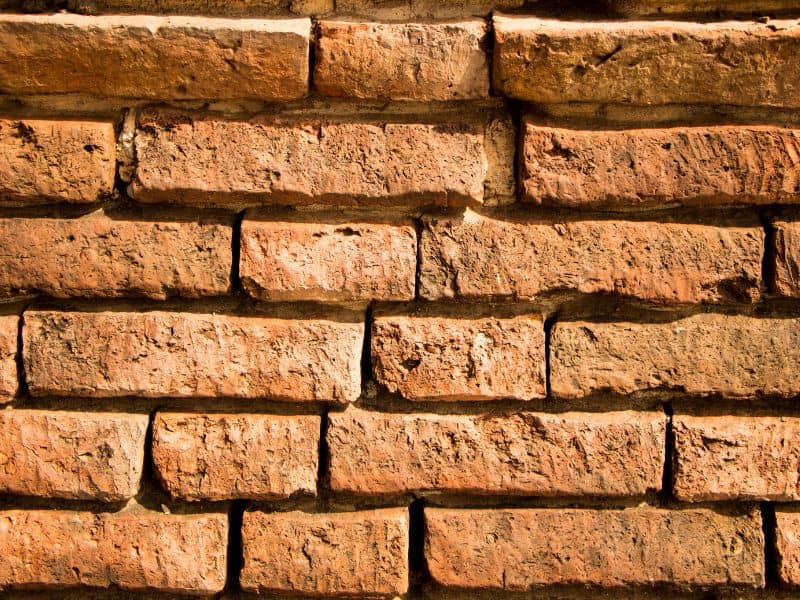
[426,507,764,589]
[0,14,309,100]
[0,211,231,299]
[773,220,800,297]
[0,509,227,594]
[241,508,408,596]
[551,315,800,399]
[420,210,763,304]
[372,313,545,401]
[493,16,800,108]
[673,415,800,502]
[131,111,488,205]
[0,119,115,204]
[0,315,16,403]
[240,213,416,302]
[521,123,800,209]
[605,0,800,15]
[0,410,147,502]
[23,310,362,402]
[328,407,664,497]
[333,0,524,18]
[152,412,319,501]
[315,21,489,100]
[777,511,800,586]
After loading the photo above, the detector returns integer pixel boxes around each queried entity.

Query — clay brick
[0,315,17,403]
[605,0,800,15]
[241,508,409,596]
[420,210,763,304]
[23,310,362,402]
[315,21,489,100]
[333,0,524,18]
[521,123,800,209]
[131,111,487,205]
[425,507,764,589]
[0,509,227,594]
[152,413,319,501]
[0,14,309,100]
[777,511,800,586]
[0,410,147,502]
[773,220,800,297]
[328,407,664,497]
[0,119,115,204]
[673,415,800,502]
[372,313,545,401]
[0,211,231,299]
[240,213,416,302]
[551,315,800,399]
[493,16,800,108]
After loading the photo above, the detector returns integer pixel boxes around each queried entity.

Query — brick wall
[0,0,799,598]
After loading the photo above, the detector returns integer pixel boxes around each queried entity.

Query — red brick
[23,310,363,402]
[328,407,664,497]
[0,119,115,204]
[0,509,227,594]
[240,213,416,302]
[0,14,309,100]
[131,111,488,205]
[776,511,800,586]
[425,507,764,589]
[315,21,489,100]
[420,210,763,304]
[773,220,800,297]
[372,313,545,401]
[521,123,800,209]
[241,508,409,596]
[0,410,147,502]
[493,16,800,108]
[0,315,17,403]
[551,315,800,399]
[152,412,319,501]
[0,211,231,299]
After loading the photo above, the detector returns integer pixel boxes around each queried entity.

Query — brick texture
[0,315,17,403]
[152,412,319,501]
[605,0,799,15]
[773,219,800,297]
[777,511,800,586]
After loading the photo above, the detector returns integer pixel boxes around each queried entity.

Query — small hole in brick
[402,357,421,371]
[83,144,96,153]
[66,234,75,242]
[661,143,672,150]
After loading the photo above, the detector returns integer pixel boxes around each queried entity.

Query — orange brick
[777,511,800,586]
[773,220,800,297]
[0,315,16,403]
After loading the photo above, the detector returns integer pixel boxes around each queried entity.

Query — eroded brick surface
[0,315,17,403]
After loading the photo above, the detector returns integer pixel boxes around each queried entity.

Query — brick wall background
[0,0,799,598]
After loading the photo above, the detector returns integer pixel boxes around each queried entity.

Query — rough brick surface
[240,213,416,302]
[241,509,409,596]
[0,14,310,100]
[152,412,319,501]
[315,21,489,100]
[0,509,227,594]
[425,507,764,589]
[673,415,800,502]
[372,313,545,401]
[23,310,363,402]
[131,111,488,205]
[0,410,147,502]
[328,407,665,497]
[0,119,115,204]
[0,212,232,299]
[0,315,17,403]
[605,0,800,15]
[333,0,525,18]
[420,210,763,304]
[773,220,800,297]
[521,123,800,209]
[552,315,800,399]
[777,511,800,586]
[493,17,800,108]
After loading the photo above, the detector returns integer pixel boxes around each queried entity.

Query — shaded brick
[605,0,800,15]
[23,310,363,402]
[0,315,16,403]
[152,412,319,501]
[777,511,800,586]
[333,0,524,18]
[241,508,409,596]
[773,220,800,297]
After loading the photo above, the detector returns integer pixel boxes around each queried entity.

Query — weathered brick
[240,213,416,302]
[241,508,409,596]
[0,14,310,100]
[131,111,487,205]
[372,313,545,401]
[0,509,227,594]
[493,16,800,108]
[0,410,147,502]
[315,21,489,100]
[23,310,362,402]
[328,407,664,497]
[152,412,319,501]
[0,315,17,403]
[773,220,800,297]
[521,123,800,209]
[0,211,231,299]
[673,415,800,502]
[420,210,763,304]
[777,511,800,586]
[605,0,800,15]
[426,507,764,589]
[333,0,524,18]
[551,315,800,399]
[0,119,115,204]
